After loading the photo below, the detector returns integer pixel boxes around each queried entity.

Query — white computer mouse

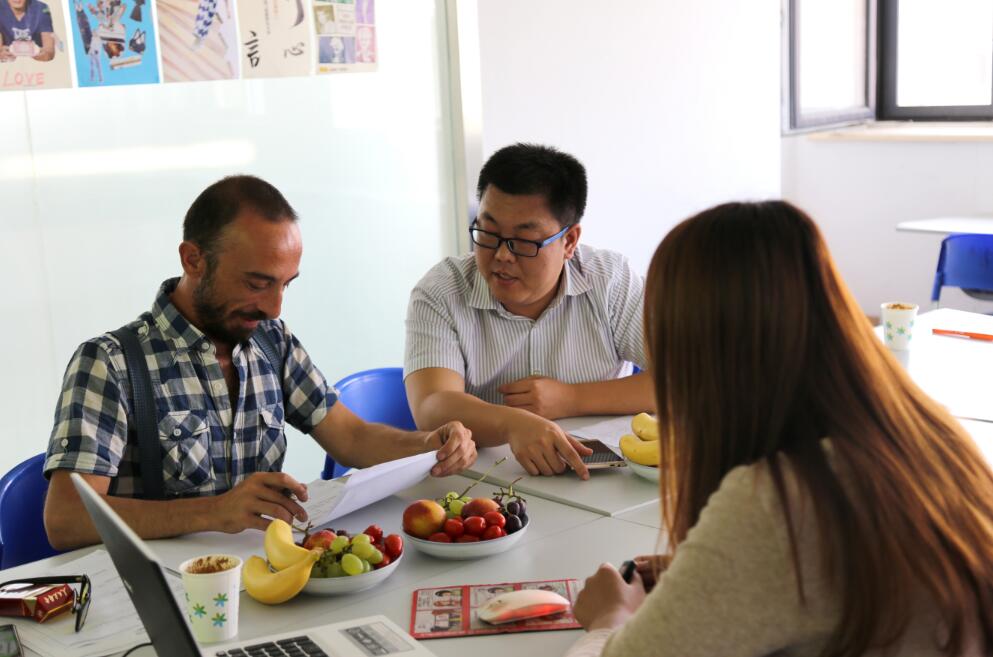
[477,589,571,625]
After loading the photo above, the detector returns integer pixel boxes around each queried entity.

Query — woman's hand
[573,563,647,632]
[633,554,672,593]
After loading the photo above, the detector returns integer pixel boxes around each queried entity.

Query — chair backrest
[931,234,993,303]
[0,453,60,569]
[322,367,416,480]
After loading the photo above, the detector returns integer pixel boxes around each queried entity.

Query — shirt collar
[151,278,211,356]
[466,251,593,313]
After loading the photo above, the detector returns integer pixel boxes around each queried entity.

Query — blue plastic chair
[931,234,993,304]
[322,367,416,480]
[0,454,60,569]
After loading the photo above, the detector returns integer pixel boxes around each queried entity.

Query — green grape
[311,563,322,577]
[351,542,375,560]
[327,561,344,578]
[362,559,372,573]
[459,495,471,503]
[341,553,364,576]
[350,533,372,545]
[330,536,349,554]
[449,499,465,516]
[367,548,383,565]
[445,491,459,500]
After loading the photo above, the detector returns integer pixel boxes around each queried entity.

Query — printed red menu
[409,578,582,640]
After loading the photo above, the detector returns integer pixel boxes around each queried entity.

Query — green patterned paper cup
[179,554,242,644]
[881,302,918,351]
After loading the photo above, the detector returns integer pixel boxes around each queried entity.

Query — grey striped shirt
[404,244,646,404]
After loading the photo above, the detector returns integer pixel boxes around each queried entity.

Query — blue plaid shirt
[44,278,338,498]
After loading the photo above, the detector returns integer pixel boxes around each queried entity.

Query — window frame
[877,0,993,120]
[787,0,877,131]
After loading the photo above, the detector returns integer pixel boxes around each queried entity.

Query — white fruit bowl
[302,550,403,596]
[404,521,529,560]
[625,458,660,483]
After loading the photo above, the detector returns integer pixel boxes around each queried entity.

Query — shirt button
[200,342,211,352]
[531,370,541,376]
[137,325,148,336]
[173,428,182,437]
[60,439,68,447]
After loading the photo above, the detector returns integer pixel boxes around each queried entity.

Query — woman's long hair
[645,201,993,657]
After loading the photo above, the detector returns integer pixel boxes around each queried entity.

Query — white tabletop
[896,217,993,235]
[878,309,993,422]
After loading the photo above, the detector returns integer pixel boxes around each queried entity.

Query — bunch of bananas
[243,519,322,605]
[619,412,660,466]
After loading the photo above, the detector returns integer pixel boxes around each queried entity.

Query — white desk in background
[897,217,993,235]
[877,309,993,423]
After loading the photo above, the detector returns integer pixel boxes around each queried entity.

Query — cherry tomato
[428,532,452,543]
[384,534,404,559]
[374,554,392,569]
[363,524,384,542]
[443,518,464,538]
[483,511,506,528]
[482,525,506,541]
[464,516,487,536]
[455,534,480,543]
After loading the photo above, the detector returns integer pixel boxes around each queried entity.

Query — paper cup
[179,554,242,644]
[880,302,919,351]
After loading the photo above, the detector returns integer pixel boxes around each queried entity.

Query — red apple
[402,499,446,539]
[302,529,336,550]
[460,497,501,519]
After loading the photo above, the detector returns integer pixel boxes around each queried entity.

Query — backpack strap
[252,327,285,382]
[110,327,166,501]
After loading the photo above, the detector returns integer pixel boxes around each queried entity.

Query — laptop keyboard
[215,636,328,657]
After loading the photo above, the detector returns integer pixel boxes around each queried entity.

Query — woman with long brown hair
[567,201,993,657]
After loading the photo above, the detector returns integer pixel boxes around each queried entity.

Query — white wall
[476,0,783,275]
[782,136,993,315]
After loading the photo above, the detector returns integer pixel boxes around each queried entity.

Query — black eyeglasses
[0,575,91,632]
[469,221,572,258]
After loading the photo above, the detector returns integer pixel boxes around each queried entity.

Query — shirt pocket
[158,410,213,495]
[257,404,287,472]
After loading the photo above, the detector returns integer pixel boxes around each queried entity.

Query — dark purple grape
[506,501,521,516]
[518,512,529,527]
[505,515,523,534]
[516,499,527,514]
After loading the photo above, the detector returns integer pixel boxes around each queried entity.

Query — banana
[264,519,311,570]
[243,550,320,605]
[631,413,660,441]
[620,434,660,466]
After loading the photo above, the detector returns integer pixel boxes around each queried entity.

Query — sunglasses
[0,575,91,632]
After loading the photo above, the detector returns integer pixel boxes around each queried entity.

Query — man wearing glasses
[43,175,476,551]
[404,143,653,479]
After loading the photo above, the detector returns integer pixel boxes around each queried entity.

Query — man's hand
[0,46,15,63]
[573,563,647,632]
[426,421,476,477]
[499,376,576,420]
[506,415,594,480]
[210,472,310,533]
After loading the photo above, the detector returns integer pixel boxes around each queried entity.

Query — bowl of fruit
[243,520,404,604]
[302,524,405,595]
[402,476,530,560]
[619,412,660,483]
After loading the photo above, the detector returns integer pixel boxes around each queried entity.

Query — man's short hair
[183,175,297,257]
[476,143,588,226]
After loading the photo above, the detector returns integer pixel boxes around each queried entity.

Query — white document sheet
[300,451,437,527]
[12,549,183,657]
[559,415,635,447]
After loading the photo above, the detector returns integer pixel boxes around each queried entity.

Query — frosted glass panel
[897,0,993,107]
[0,0,458,483]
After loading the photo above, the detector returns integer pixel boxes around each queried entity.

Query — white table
[897,217,993,235]
[878,309,993,423]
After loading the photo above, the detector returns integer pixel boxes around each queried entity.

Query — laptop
[70,473,436,657]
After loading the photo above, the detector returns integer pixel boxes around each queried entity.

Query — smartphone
[576,438,626,469]
[0,624,22,657]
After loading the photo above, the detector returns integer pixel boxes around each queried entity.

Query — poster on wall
[69,0,160,87]
[157,0,238,82]
[0,0,72,91]
[237,0,311,79]
[314,0,375,75]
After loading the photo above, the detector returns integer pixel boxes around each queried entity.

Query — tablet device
[577,439,626,469]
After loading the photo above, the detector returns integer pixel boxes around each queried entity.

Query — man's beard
[192,266,266,345]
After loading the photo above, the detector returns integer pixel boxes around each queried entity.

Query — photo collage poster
[315,0,375,75]
[236,0,310,79]
[69,0,160,87]
[157,0,238,82]
[0,0,72,90]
